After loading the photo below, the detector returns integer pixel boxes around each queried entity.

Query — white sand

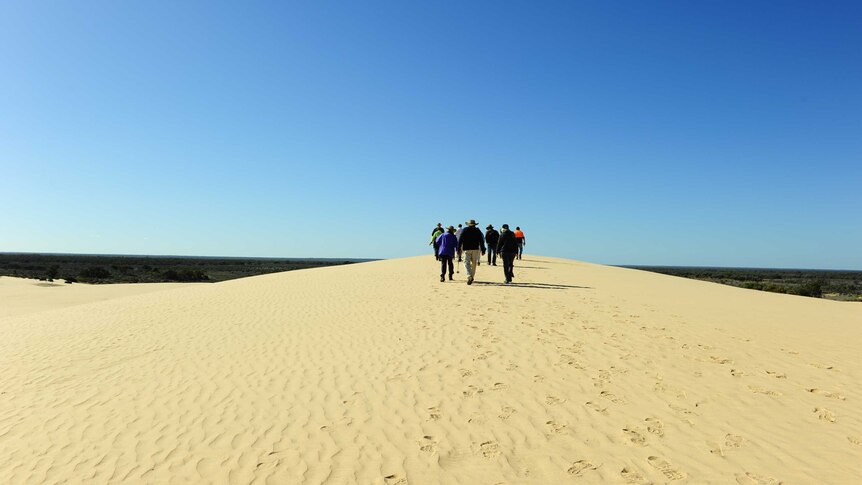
[1,256,860,484]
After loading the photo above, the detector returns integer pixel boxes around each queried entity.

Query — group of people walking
[429,220,526,285]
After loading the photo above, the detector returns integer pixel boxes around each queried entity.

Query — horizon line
[2,251,860,273]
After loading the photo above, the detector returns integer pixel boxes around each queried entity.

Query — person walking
[454,224,464,262]
[431,222,443,236]
[430,225,444,260]
[457,219,485,285]
[485,224,500,266]
[497,224,519,283]
[514,226,526,260]
[435,226,458,282]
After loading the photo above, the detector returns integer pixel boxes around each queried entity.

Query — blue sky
[1,1,860,269]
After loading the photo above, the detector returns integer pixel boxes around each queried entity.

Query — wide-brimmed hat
[486,224,494,229]
[446,225,455,231]
[466,219,477,226]
[502,223,509,229]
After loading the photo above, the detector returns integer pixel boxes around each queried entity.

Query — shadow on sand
[473,281,591,290]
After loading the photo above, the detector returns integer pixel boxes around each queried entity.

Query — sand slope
[0,276,194,319]
[1,256,860,484]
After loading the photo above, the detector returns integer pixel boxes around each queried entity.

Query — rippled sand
[1,257,860,484]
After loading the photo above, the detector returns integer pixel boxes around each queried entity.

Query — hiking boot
[467,276,473,285]
[440,275,445,282]
[449,274,453,280]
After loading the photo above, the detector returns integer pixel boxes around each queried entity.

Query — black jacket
[485,229,500,248]
[458,226,486,251]
[496,229,519,253]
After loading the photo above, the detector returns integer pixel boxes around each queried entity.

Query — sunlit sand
[1,257,860,484]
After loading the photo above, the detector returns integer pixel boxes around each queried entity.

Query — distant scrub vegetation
[625,266,861,302]
[0,254,363,284]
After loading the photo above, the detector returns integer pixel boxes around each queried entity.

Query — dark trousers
[440,255,454,277]
[517,242,523,259]
[501,252,516,282]
[487,247,497,265]
[433,243,440,259]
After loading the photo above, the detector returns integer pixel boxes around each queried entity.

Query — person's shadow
[474,281,591,290]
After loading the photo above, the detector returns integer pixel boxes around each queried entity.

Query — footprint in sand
[600,390,628,404]
[644,418,664,437]
[725,434,745,448]
[620,467,645,483]
[491,382,509,391]
[735,472,784,484]
[814,407,836,423]
[668,403,698,416]
[807,388,845,400]
[809,362,836,370]
[647,456,686,480]
[384,474,408,485]
[747,385,782,397]
[560,355,585,368]
[622,427,647,446]
[765,370,787,379]
[459,368,473,378]
[498,405,516,420]
[705,356,734,365]
[546,395,565,405]
[848,436,861,446]
[708,434,746,456]
[463,385,484,397]
[427,406,441,421]
[585,401,609,416]
[418,435,437,453]
[545,420,568,434]
[479,440,500,459]
[567,460,598,477]
[707,441,726,456]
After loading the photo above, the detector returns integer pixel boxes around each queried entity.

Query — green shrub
[792,281,823,298]
[80,267,111,279]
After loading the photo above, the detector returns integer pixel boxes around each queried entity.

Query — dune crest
[1,256,860,484]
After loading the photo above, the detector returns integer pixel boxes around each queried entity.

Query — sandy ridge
[1,256,860,484]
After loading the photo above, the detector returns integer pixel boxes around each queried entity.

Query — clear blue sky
[2,1,860,269]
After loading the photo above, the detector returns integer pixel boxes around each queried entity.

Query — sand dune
[1,256,860,484]
[0,276,194,319]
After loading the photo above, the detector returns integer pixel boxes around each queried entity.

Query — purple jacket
[436,232,458,257]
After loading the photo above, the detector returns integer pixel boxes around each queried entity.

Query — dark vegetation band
[0,254,362,284]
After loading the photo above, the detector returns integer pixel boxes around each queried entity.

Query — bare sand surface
[1,256,860,484]
[0,276,194,319]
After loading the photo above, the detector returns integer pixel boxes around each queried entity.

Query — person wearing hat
[431,222,443,237]
[457,219,486,285]
[485,224,500,266]
[435,226,458,282]
[430,224,444,260]
[496,224,519,283]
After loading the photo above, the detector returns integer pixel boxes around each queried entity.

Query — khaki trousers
[463,249,481,279]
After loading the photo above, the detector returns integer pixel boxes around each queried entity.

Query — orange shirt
[514,230,524,239]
